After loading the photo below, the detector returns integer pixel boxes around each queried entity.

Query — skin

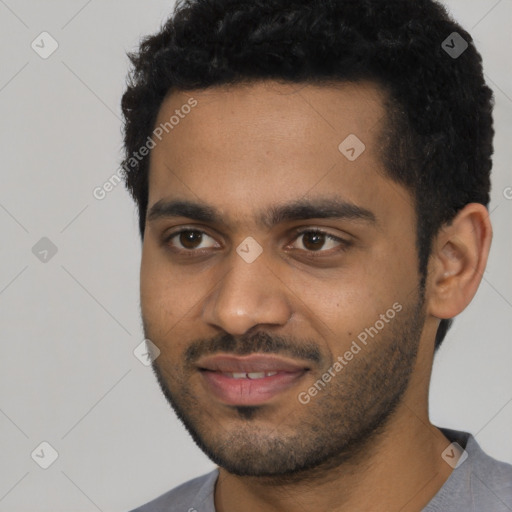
[140,81,492,512]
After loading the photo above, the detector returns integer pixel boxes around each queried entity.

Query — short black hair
[121,0,494,350]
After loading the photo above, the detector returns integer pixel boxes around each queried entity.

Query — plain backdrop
[0,1,511,510]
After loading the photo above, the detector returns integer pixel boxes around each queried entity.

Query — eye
[288,228,349,254]
[163,227,350,257]
[165,229,219,252]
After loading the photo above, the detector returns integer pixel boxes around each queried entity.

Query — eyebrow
[147,197,376,229]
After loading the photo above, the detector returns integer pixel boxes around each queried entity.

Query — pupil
[304,232,324,251]
[181,230,201,249]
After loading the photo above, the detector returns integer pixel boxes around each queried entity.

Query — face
[140,81,426,477]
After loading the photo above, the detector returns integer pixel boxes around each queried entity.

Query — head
[121,0,493,477]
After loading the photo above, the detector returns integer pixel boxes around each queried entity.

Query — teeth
[247,372,266,379]
[224,371,279,379]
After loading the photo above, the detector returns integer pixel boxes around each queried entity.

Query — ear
[427,203,493,319]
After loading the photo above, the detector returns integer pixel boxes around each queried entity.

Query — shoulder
[468,435,512,499]
[426,427,512,511]
[129,468,219,512]
[444,427,512,488]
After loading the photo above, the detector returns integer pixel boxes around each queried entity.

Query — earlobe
[427,203,493,320]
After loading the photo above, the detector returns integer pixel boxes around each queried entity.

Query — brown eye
[166,229,218,252]
[289,229,350,255]
[179,230,203,249]
[302,231,327,251]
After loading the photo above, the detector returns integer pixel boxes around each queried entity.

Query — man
[122,0,512,510]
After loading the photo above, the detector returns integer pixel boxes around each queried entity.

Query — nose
[201,247,293,336]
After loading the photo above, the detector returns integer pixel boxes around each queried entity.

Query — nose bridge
[202,247,292,335]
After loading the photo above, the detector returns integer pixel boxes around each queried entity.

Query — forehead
[154,80,386,149]
[146,80,411,229]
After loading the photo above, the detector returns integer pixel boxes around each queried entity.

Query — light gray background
[0,1,510,511]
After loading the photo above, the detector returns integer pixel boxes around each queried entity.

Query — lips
[196,354,310,406]
[219,371,279,379]
[196,353,310,373]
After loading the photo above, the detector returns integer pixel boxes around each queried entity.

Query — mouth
[196,354,311,406]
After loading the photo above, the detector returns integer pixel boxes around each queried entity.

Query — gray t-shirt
[130,428,512,511]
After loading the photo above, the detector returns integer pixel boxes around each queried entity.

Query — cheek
[140,241,213,332]
[140,252,190,362]
[140,244,158,311]
[305,283,378,345]
[277,268,374,352]
[140,241,178,328]
[296,251,415,344]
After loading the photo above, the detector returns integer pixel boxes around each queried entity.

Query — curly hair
[121,0,494,350]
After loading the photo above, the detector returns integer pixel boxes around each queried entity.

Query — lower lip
[200,370,307,406]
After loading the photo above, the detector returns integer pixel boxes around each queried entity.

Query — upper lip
[196,354,310,373]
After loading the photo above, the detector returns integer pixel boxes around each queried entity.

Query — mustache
[184,330,323,366]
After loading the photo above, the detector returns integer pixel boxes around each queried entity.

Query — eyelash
[163,227,351,257]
